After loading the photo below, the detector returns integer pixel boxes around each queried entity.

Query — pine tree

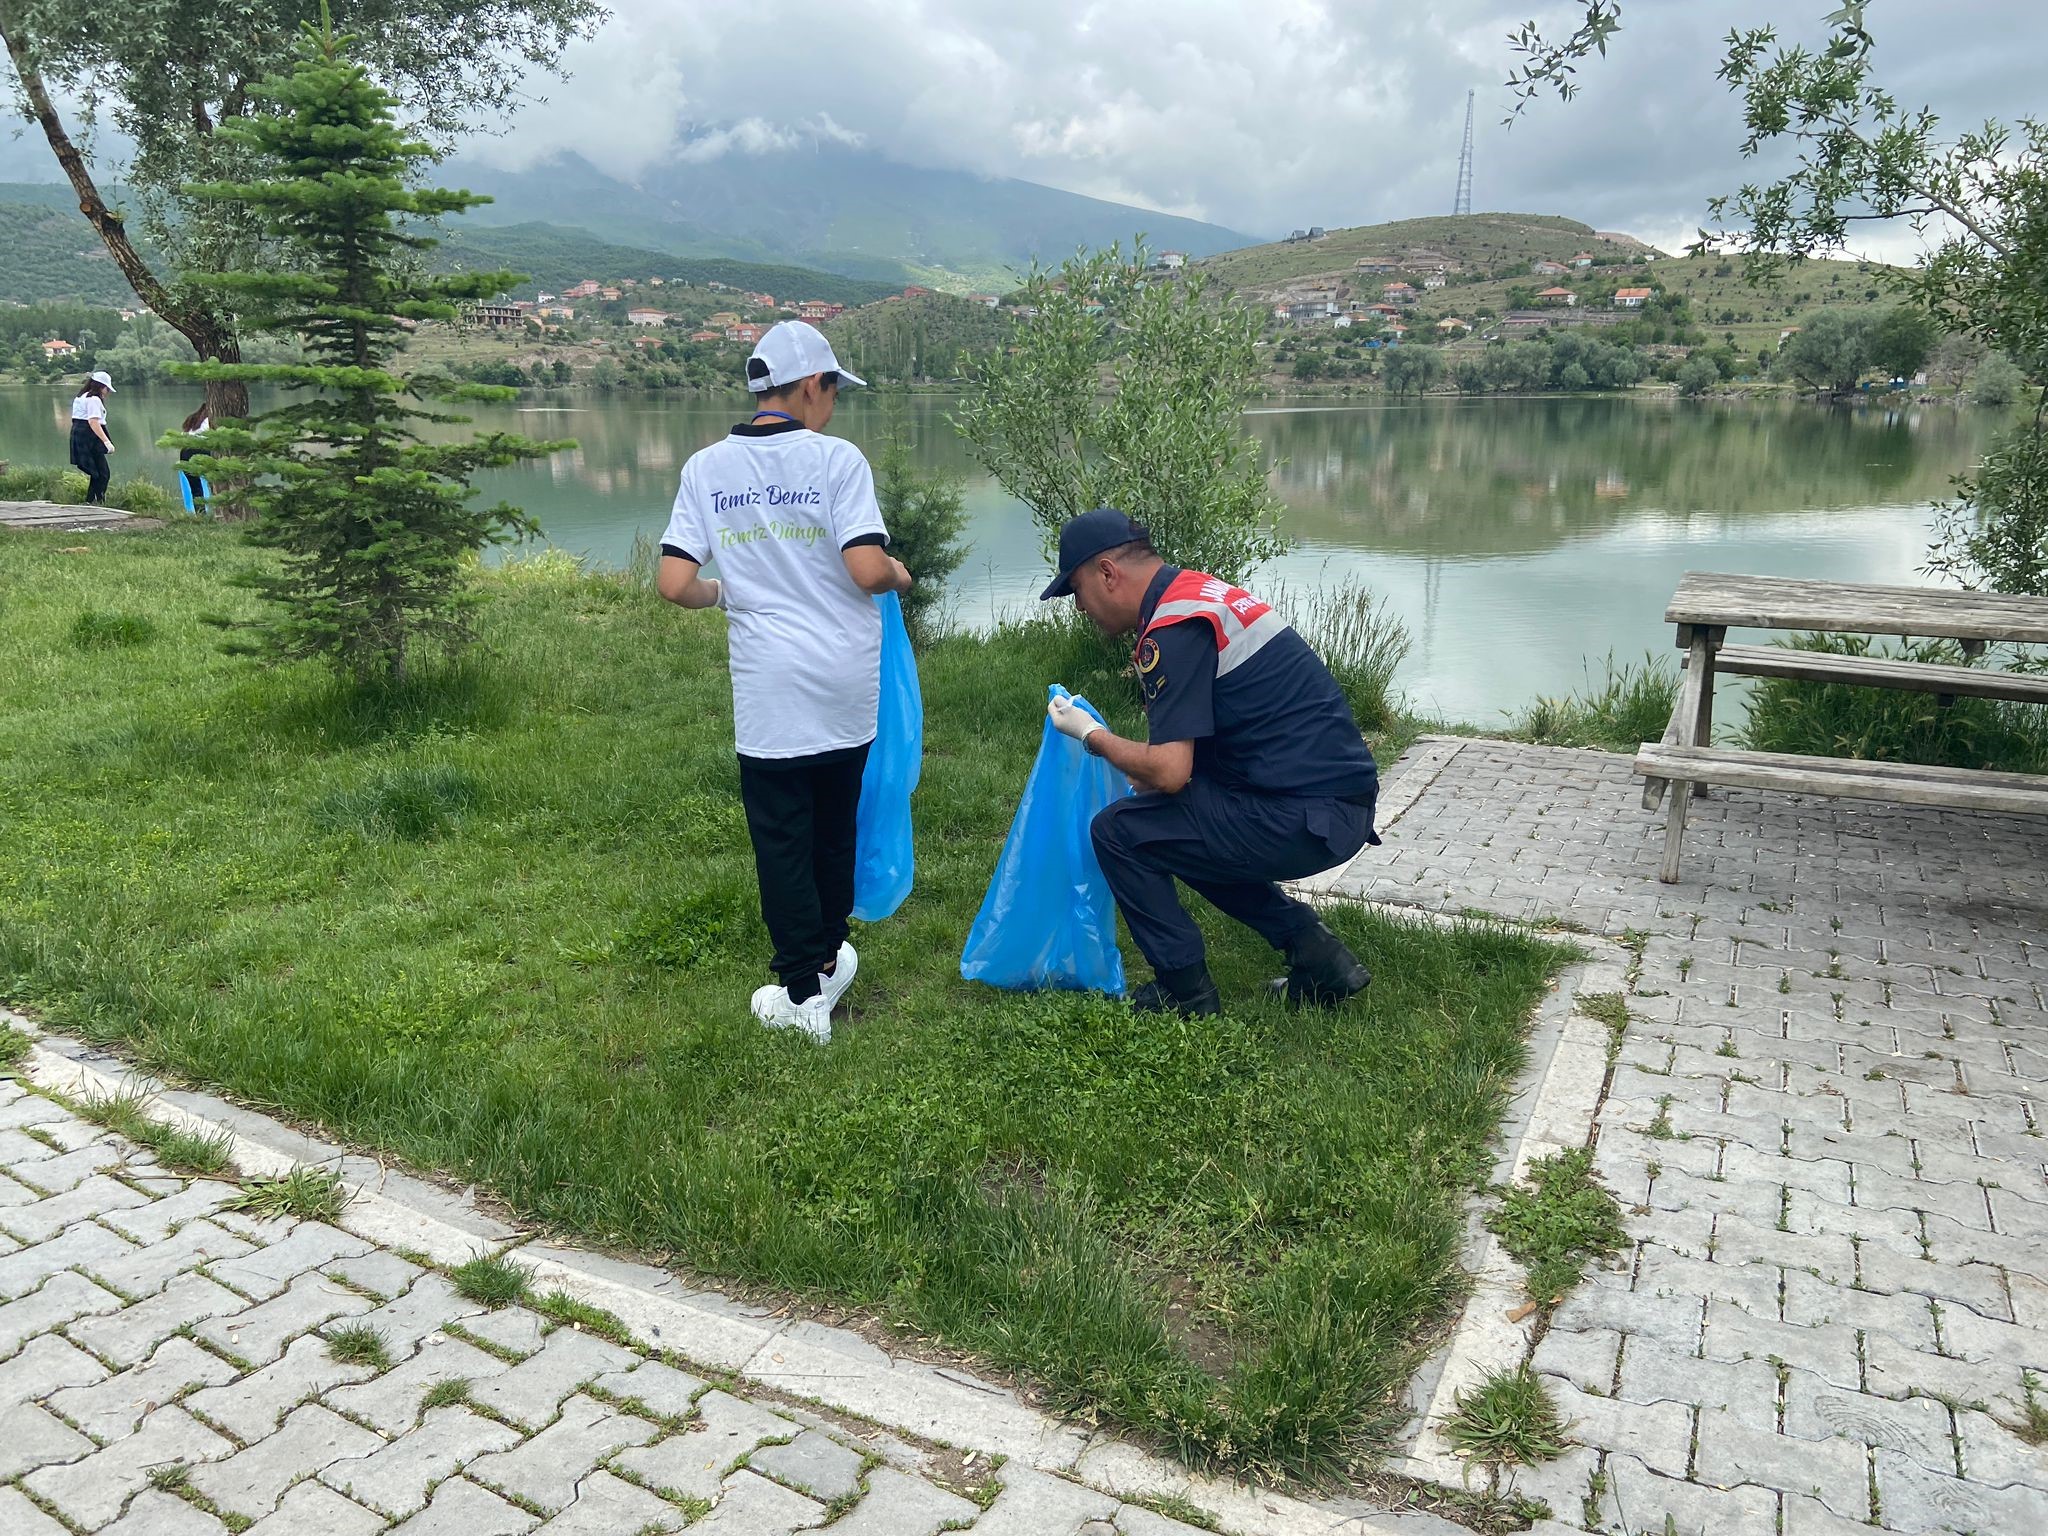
[173,6,568,682]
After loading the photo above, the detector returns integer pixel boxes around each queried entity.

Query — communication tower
[1453,90,1475,216]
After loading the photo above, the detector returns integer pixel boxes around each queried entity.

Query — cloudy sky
[455,0,2039,256]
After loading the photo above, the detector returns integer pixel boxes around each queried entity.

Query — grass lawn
[0,527,1563,1484]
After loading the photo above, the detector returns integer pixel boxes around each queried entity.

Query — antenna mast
[1453,90,1475,216]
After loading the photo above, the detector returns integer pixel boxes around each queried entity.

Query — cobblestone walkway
[1337,738,2048,1535]
[0,1073,1224,1535]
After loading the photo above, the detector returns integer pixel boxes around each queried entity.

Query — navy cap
[1039,507,1151,600]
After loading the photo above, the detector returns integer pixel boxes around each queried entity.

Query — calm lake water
[0,385,1996,722]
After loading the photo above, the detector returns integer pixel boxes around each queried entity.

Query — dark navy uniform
[1090,565,1380,975]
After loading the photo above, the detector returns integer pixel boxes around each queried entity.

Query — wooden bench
[1636,573,2048,883]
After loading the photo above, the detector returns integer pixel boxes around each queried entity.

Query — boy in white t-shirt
[657,321,912,1042]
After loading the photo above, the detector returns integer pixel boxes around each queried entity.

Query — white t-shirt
[662,423,889,759]
[71,396,105,423]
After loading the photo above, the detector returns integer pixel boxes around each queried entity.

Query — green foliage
[225,1166,351,1223]
[1439,1366,1570,1469]
[1870,307,1936,380]
[77,1088,235,1174]
[957,241,1287,585]
[1379,345,1445,397]
[0,464,87,503]
[1675,355,1719,396]
[450,1251,536,1310]
[532,1290,636,1346]
[1513,653,1678,750]
[69,610,157,650]
[1972,354,2026,409]
[419,1377,473,1412]
[1740,635,2048,772]
[1780,307,1875,395]
[172,15,570,682]
[1931,422,2048,595]
[824,293,1013,384]
[326,1323,393,1370]
[1273,577,1411,732]
[872,408,968,646]
[1487,1147,1628,1304]
[313,764,485,841]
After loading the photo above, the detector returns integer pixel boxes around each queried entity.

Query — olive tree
[955,242,1286,585]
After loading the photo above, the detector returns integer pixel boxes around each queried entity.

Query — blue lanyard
[751,409,799,425]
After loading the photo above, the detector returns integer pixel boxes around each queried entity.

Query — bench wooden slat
[1667,572,2048,645]
[1707,644,2048,704]
[1634,743,2048,816]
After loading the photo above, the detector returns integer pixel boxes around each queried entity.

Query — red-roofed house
[1536,287,1577,307]
[1383,282,1418,305]
[798,300,845,322]
[626,308,670,326]
[41,338,76,359]
[1572,252,1594,267]
[1612,287,1653,308]
[1531,260,1569,277]
[902,285,933,299]
[726,323,768,345]
[566,280,602,299]
[690,329,722,343]
[966,294,1000,308]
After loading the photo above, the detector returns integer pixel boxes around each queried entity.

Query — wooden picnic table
[1635,572,2048,882]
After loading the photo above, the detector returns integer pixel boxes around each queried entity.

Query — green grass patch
[1512,651,1679,751]
[532,1289,636,1347]
[451,1251,536,1310]
[69,610,157,650]
[1487,1148,1628,1306]
[1439,1365,1570,1470]
[326,1322,392,1370]
[76,1088,235,1175]
[420,1377,473,1412]
[224,1166,350,1223]
[0,1023,29,1070]
[0,527,1563,1484]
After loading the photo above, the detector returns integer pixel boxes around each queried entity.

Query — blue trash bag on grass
[959,684,1129,995]
[852,591,922,922]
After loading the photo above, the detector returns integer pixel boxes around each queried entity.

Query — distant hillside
[1197,213,1663,295]
[446,144,1255,293]
[433,222,900,307]
[0,190,137,306]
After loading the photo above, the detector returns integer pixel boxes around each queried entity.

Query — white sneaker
[817,942,858,1012]
[750,984,831,1043]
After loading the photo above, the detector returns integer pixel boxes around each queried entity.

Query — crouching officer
[1040,508,1380,1016]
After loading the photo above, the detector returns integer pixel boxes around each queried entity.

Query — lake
[0,385,1995,723]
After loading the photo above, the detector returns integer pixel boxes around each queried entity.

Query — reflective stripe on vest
[1138,570,1291,678]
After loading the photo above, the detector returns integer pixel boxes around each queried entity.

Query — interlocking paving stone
[68,1271,248,1367]
[0,1400,94,1479]
[0,1215,140,1300]
[1115,1508,1225,1536]
[243,1479,388,1536]
[1,1173,151,1244]
[323,1335,511,1435]
[614,1389,800,1500]
[466,1393,658,1513]
[185,1332,379,1441]
[24,1405,234,1529]
[971,1465,1120,1533]
[328,1272,484,1362]
[320,1404,523,1518]
[97,1489,230,1534]
[85,1217,253,1298]
[386,1475,540,1535]
[748,1426,865,1500]
[690,1469,825,1534]
[188,1404,384,1521]
[822,1465,981,1535]
[0,1485,70,1536]
[321,1248,425,1301]
[9,1141,126,1194]
[0,1269,125,1359]
[97,1179,241,1245]
[194,1268,373,1365]
[457,1304,547,1358]
[462,1325,638,1431]
[0,1332,109,1409]
[531,1469,684,1534]
[589,1358,707,1419]
[48,1335,241,1440]
[206,1221,370,1300]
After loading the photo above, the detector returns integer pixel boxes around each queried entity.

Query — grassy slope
[1198,212,1658,294]
[0,528,1560,1483]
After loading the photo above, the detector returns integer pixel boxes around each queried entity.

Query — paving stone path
[0,1075,1221,1535]
[1334,738,2048,1535]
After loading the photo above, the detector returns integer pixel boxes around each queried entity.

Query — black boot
[1267,918,1371,1009]
[1129,962,1222,1017]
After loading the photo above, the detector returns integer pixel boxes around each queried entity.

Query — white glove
[1048,695,1101,744]
[710,578,726,611]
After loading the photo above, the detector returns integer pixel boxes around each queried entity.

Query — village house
[626,308,670,326]
[726,322,768,345]
[1436,317,1472,334]
[566,280,602,299]
[471,302,522,328]
[707,311,742,328]
[965,294,1000,309]
[599,287,622,302]
[797,300,845,322]
[41,338,76,359]
[689,329,722,343]
[1612,286,1653,309]
[510,300,535,313]
[1353,257,1399,273]
[902,285,933,299]
[1423,274,1448,290]
[1365,303,1402,319]
[1152,251,1187,270]
[632,335,663,350]
[1531,260,1569,277]
[747,292,776,308]
[537,305,575,321]
[1382,282,1418,305]
[1332,314,1353,329]
[1572,252,1594,267]
[1536,287,1577,308]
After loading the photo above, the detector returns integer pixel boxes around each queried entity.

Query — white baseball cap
[745,320,865,393]
[89,370,115,392]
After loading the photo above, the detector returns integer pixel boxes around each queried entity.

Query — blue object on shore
[958,684,1128,995]
[179,476,212,515]
[852,590,922,922]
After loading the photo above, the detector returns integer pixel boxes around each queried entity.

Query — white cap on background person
[89,370,115,392]
[745,320,866,393]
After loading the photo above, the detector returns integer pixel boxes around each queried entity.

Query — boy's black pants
[738,742,870,1003]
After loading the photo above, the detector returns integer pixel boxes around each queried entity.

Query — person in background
[68,371,116,504]
[178,400,211,502]
[656,320,912,1043]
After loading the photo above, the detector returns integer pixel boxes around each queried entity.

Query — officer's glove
[1047,695,1101,744]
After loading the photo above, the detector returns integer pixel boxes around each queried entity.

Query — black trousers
[70,425,110,504]
[738,742,870,1002]
[1090,777,1376,975]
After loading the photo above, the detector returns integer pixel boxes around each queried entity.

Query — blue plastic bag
[852,591,922,922]
[958,684,1129,995]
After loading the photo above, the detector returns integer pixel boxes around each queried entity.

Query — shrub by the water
[1514,652,1679,750]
